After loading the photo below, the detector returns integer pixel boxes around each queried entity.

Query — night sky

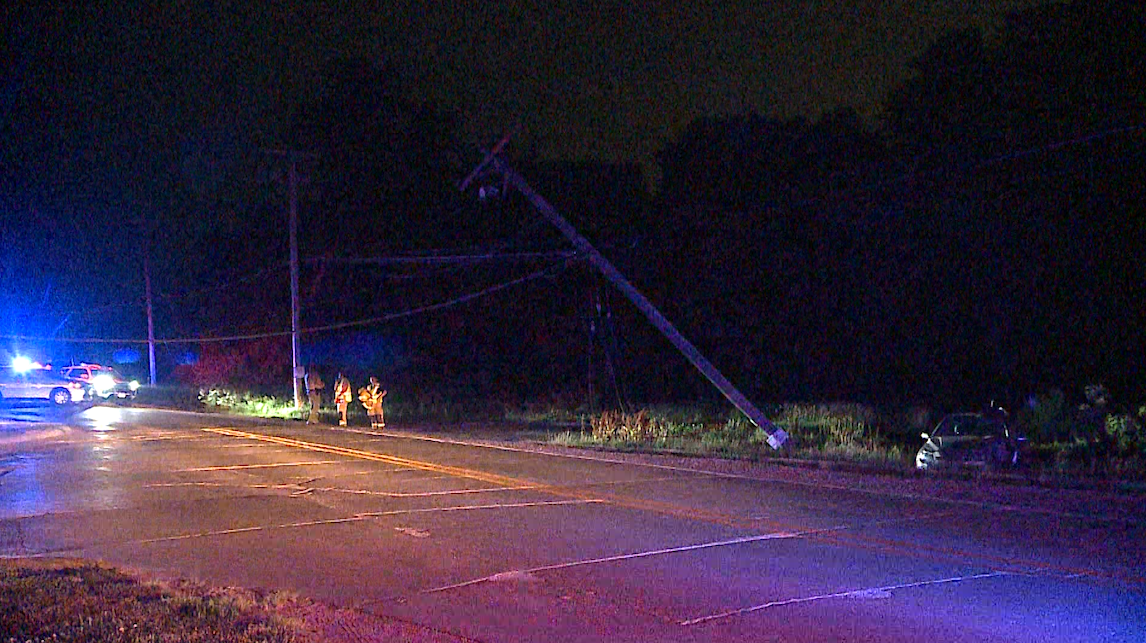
[4,1,1140,409]
[4,1,1045,178]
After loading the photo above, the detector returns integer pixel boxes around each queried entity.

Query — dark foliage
[647,1,1145,407]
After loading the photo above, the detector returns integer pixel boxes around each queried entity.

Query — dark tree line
[637,2,1146,408]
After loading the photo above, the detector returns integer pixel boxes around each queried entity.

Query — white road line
[424,530,805,594]
[130,499,602,544]
[174,460,342,472]
[679,571,1008,626]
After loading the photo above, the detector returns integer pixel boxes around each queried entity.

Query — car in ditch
[0,367,88,405]
[915,411,1023,471]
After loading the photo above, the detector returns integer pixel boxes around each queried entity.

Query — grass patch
[1,559,304,642]
[503,403,588,426]
[198,389,301,420]
[552,404,910,468]
[192,387,590,426]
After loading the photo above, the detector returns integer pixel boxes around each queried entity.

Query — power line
[304,260,572,334]
[0,259,574,346]
[312,250,577,266]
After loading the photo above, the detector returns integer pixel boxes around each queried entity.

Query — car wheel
[50,388,72,405]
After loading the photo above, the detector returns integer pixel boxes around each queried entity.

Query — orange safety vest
[335,378,352,403]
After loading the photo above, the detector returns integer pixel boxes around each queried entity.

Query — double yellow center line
[203,427,528,488]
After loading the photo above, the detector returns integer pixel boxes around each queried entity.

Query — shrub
[1017,389,1073,442]
[198,388,299,419]
[590,409,670,442]
[1104,412,1144,456]
[774,403,875,450]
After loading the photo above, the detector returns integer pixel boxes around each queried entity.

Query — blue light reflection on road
[0,453,49,519]
[0,406,129,521]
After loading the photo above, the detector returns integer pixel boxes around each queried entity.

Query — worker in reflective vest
[358,377,387,429]
[334,373,352,427]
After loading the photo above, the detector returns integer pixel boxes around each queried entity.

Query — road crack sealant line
[129,499,603,545]
[201,426,1144,586]
[679,571,1009,626]
[0,499,603,558]
[807,526,1146,585]
[424,530,807,594]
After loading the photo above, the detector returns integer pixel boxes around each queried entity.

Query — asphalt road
[1,405,1144,642]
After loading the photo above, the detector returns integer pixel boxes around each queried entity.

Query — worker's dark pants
[307,392,322,424]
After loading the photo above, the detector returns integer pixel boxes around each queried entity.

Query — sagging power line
[0,259,573,346]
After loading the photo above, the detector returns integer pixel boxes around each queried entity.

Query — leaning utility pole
[462,142,788,449]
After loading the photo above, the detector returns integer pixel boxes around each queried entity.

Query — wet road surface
[1,406,1144,642]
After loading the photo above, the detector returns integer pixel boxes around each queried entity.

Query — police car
[0,359,87,405]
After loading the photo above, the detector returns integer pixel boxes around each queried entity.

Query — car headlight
[129,380,140,391]
[92,373,116,394]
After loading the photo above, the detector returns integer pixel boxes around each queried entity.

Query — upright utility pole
[288,157,303,409]
[466,149,788,449]
[144,255,157,386]
[265,148,314,409]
